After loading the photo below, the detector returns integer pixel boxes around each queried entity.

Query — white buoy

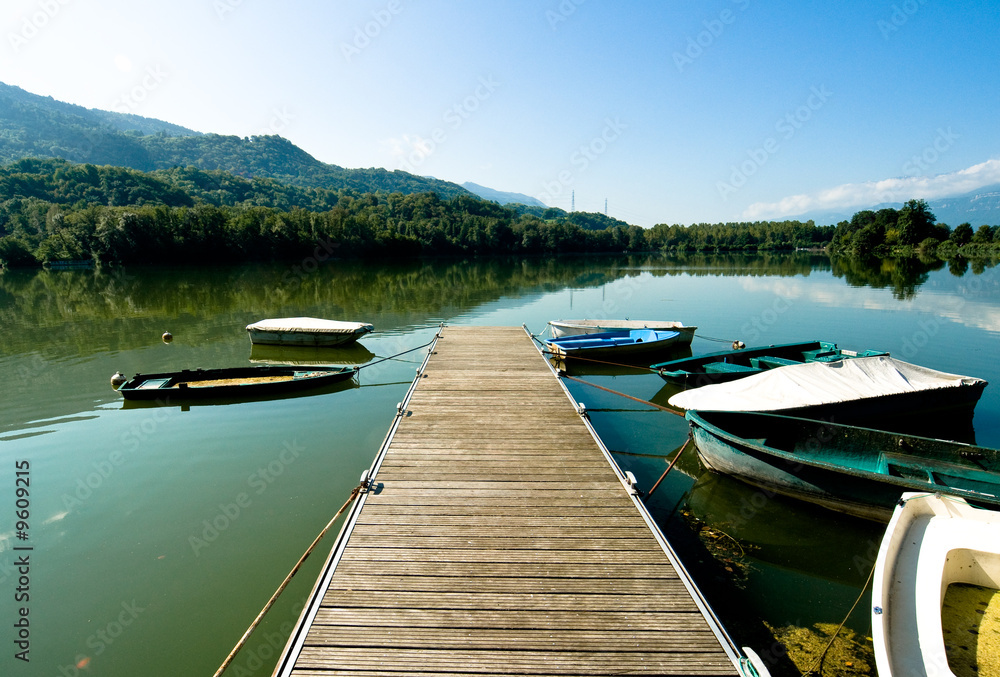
[111,371,126,388]
[732,340,746,350]
[162,331,173,343]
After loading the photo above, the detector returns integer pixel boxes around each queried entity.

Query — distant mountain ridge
[795,184,1000,227]
[0,81,471,198]
[462,182,546,207]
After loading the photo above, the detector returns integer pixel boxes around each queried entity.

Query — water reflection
[830,255,944,299]
[249,342,376,366]
[4,252,1000,677]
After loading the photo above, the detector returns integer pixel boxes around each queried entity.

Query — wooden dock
[272,326,746,676]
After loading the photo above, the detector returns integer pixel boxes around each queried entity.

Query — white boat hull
[872,492,1000,676]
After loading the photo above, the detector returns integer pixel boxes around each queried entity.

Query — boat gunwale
[686,410,1000,514]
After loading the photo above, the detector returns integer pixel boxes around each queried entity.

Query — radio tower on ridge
[571,190,575,212]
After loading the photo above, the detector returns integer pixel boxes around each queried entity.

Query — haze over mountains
[1,80,997,226]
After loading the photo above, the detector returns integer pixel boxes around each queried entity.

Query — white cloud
[744,158,1000,219]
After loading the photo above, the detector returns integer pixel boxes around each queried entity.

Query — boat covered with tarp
[246,317,374,346]
[669,356,987,438]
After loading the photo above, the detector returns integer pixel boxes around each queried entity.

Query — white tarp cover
[668,355,986,412]
[246,317,373,335]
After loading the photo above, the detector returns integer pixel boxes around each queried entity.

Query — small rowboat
[872,492,1000,676]
[116,365,357,401]
[652,340,888,386]
[246,317,373,347]
[542,328,687,362]
[548,319,696,344]
[685,410,1000,521]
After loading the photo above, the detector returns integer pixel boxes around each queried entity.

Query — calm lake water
[2,253,999,676]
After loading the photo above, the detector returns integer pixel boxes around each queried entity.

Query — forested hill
[0,158,347,211]
[0,82,198,167]
[0,82,470,198]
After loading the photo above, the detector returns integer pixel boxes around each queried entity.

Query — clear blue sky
[3,0,999,226]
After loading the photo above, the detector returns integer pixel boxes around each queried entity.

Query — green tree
[971,224,994,244]
[896,199,936,246]
[950,222,973,246]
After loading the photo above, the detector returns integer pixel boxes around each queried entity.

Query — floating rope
[559,373,685,417]
[212,483,363,677]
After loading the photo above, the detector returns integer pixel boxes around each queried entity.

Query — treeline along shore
[0,158,996,267]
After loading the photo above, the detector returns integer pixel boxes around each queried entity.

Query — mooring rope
[355,334,439,372]
[801,561,877,677]
[559,373,685,417]
[212,483,364,677]
[644,435,692,499]
[693,333,740,344]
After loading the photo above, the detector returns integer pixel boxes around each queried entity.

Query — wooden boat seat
[704,361,756,374]
[751,356,799,369]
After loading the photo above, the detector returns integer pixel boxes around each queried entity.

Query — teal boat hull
[686,410,1000,522]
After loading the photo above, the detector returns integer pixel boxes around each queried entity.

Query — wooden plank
[275,327,738,677]
[337,547,673,565]
[325,574,688,595]
[299,626,714,650]
[311,607,712,631]
[291,648,735,675]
